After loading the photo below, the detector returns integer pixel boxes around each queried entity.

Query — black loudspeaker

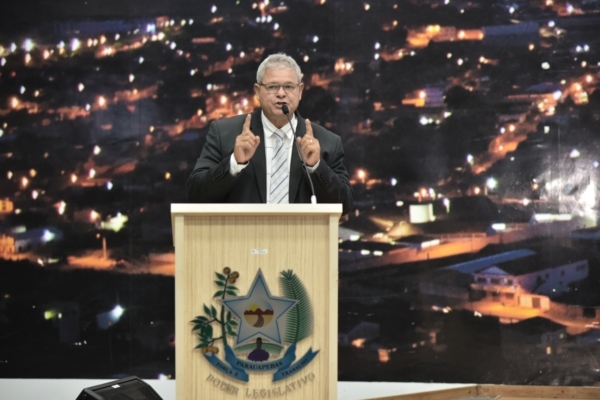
[76,376,164,400]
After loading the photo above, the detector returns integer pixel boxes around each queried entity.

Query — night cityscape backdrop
[1,0,600,387]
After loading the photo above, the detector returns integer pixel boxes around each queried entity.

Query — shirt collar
[261,111,296,140]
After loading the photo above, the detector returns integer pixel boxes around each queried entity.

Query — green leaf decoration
[225,290,237,296]
[228,319,238,326]
[235,342,283,356]
[226,311,232,322]
[202,323,213,338]
[210,305,217,318]
[280,270,313,344]
[191,316,209,323]
[226,325,236,336]
[213,290,224,298]
[227,286,239,291]
[215,281,225,287]
[216,272,226,281]
[192,323,207,331]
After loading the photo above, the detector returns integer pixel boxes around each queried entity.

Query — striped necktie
[270,131,289,204]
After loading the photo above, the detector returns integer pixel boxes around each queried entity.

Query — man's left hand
[297,119,320,167]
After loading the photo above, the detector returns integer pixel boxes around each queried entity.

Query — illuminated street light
[78,83,85,92]
[71,38,81,52]
[486,177,497,190]
[55,201,66,215]
[22,39,34,52]
[93,145,101,155]
[570,149,581,158]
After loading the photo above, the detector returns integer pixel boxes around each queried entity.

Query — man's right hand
[233,114,260,164]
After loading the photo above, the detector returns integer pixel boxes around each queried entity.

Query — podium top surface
[171,203,342,217]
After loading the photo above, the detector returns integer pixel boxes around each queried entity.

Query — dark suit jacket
[187,109,353,215]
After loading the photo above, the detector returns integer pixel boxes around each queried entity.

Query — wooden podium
[171,204,342,399]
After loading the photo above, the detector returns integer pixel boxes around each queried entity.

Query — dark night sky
[0,0,215,35]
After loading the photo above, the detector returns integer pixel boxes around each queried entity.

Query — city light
[56,201,66,215]
[541,62,550,70]
[22,39,34,52]
[486,177,497,190]
[71,38,81,52]
[93,145,101,155]
[211,5,217,13]
[570,149,581,158]
[364,3,370,11]
[78,83,85,92]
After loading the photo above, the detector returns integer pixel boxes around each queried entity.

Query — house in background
[442,249,588,308]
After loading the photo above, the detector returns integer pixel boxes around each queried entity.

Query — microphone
[282,104,317,205]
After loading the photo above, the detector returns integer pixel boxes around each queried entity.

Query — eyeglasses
[258,83,301,93]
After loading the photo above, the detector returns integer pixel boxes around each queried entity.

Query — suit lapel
[289,113,306,204]
[249,109,267,202]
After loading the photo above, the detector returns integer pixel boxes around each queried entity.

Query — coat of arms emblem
[191,268,318,382]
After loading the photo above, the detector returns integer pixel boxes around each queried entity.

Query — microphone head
[281,104,290,115]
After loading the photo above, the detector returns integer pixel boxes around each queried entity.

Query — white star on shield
[221,269,297,345]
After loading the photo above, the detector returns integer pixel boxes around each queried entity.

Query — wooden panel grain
[478,385,600,399]
[369,386,479,400]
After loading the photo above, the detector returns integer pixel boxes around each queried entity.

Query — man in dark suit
[187,53,353,215]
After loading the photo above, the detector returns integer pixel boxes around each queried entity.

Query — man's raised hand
[297,118,320,167]
[234,114,260,164]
